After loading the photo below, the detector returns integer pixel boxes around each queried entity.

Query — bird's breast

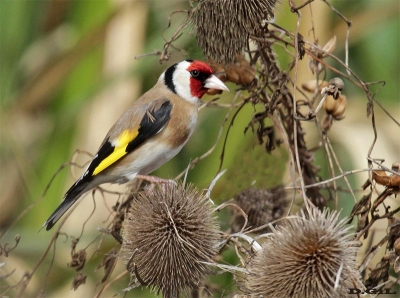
[164,102,198,148]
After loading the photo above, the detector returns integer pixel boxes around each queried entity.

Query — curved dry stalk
[95,270,128,298]
[285,168,377,190]
[160,9,192,62]
[1,161,73,240]
[290,5,311,212]
[215,202,248,235]
[325,136,357,203]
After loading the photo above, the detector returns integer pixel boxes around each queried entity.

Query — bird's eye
[190,70,200,77]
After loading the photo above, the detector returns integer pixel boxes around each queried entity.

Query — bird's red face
[187,60,229,99]
[187,61,215,99]
[163,60,229,104]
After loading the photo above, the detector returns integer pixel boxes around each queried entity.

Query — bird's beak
[204,75,230,92]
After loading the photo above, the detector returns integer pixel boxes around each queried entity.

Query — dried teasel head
[121,182,220,298]
[230,186,287,233]
[243,208,363,298]
[191,0,279,64]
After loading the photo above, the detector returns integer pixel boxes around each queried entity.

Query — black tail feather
[43,179,90,231]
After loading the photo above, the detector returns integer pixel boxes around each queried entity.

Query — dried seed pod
[243,208,363,297]
[225,66,241,84]
[206,88,223,96]
[323,95,337,114]
[206,58,227,78]
[321,35,337,57]
[207,55,256,86]
[321,77,345,99]
[307,36,336,74]
[121,183,220,298]
[331,95,347,120]
[301,80,329,93]
[239,65,256,85]
[329,77,345,92]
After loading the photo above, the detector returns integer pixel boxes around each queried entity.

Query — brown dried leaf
[297,33,305,60]
[365,258,390,288]
[349,193,371,237]
[373,170,400,187]
[96,249,118,283]
[71,273,86,290]
[388,218,400,251]
[68,249,86,271]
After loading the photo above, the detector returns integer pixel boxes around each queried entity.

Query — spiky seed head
[243,208,363,298]
[231,186,287,233]
[191,0,279,64]
[121,182,220,298]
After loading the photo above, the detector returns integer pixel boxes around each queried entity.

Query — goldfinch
[44,60,229,230]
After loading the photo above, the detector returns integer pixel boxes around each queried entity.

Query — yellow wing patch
[92,129,139,175]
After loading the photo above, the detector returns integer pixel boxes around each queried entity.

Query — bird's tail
[43,178,91,231]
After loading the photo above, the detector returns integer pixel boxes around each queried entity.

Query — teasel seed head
[121,182,220,298]
[191,0,279,64]
[231,186,287,233]
[243,208,363,297]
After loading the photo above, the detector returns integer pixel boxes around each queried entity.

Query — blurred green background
[1,0,399,297]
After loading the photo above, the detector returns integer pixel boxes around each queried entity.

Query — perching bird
[43,60,229,230]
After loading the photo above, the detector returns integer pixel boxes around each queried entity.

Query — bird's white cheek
[175,83,199,104]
